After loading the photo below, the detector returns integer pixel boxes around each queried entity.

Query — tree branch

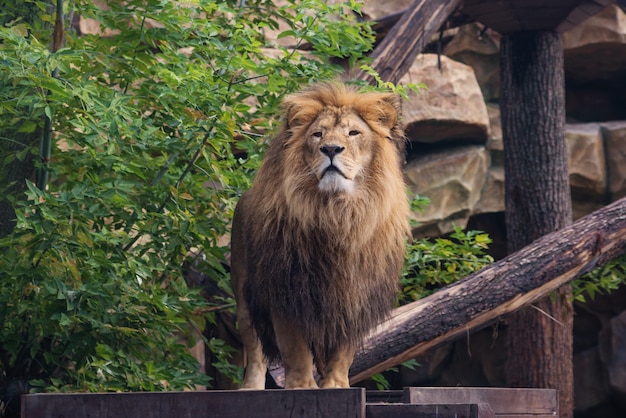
[349,196,626,383]
[359,0,463,84]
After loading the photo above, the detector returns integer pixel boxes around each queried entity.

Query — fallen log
[349,196,626,383]
[360,0,463,84]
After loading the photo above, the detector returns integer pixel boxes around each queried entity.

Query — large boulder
[474,102,504,215]
[485,103,503,153]
[604,121,626,200]
[444,24,501,102]
[401,54,490,145]
[405,146,490,236]
[361,0,413,20]
[574,347,611,412]
[562,5,626,82]
[474,165,504,215]
[566,123,607,200]
[599,310,626,407]
[562,5,626,121]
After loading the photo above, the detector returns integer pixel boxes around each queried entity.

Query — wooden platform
[21,387,557,418]
[403,387,558,417]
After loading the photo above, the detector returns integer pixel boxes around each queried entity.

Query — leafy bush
[400,227,494,303]
[400,196,494,305]
[0,0,377,402]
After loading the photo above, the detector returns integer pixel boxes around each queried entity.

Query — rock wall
[400,6,626,239]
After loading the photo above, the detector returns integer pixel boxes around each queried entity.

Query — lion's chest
[252,221,357,295]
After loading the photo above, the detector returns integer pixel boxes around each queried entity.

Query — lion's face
[303,109,375,194]
[277,85,403,201]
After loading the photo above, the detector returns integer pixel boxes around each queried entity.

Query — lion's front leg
[237,302,267,389]
[316,345,355,388]
[272,316,318,389]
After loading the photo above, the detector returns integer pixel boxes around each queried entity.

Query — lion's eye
[349,130,360,136]
[312,131,323,138]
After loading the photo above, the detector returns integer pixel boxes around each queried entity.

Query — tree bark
[359,0,462,84]
[499,32,573,417]
[348,196,626,384]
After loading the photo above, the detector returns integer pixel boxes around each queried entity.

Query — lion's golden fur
[230,82,410,388]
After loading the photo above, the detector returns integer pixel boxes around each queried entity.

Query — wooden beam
[403,387,557,416]
[22,389,366,418]
[361,0,463,84]
[366,403,493,418]
[349,196,626,383]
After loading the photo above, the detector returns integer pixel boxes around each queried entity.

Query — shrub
[0,0,376,402]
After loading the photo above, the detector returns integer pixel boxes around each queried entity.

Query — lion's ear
[282,95,322,130]
[359,93,402,130]
[377,93,402,129]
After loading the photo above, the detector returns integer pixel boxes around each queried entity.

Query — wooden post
[499,31,574,417]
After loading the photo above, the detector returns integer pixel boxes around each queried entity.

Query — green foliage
[573,254,626,303]
[402,195,626,306]
[400,197,494,305]
[358,63,426,98]
[0,0,377,396]
[369,359,420,391]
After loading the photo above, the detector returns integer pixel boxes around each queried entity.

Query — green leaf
[10,23,29,37]
[17,120,38,133]
[277,29,296,39]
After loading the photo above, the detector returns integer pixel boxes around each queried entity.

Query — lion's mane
[235,82,410,364]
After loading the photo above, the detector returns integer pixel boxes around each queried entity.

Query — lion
[230,82,411,389]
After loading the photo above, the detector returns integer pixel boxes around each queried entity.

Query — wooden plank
[365,390,404,404]
[556,0,611,32]
[476,403,497,418]
[403,387,557,416]
[461,0,614,34]
[22,388,366,418]
[366,403,494,418]
[496,416,558,418]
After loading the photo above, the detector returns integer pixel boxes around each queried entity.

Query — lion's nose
[320,144,345,159]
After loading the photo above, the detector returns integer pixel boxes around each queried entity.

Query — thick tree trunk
[360,0,462,84]
[348,196,626,384]
[499,32,573,417]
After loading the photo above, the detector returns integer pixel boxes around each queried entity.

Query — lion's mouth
[321,164,348,179]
